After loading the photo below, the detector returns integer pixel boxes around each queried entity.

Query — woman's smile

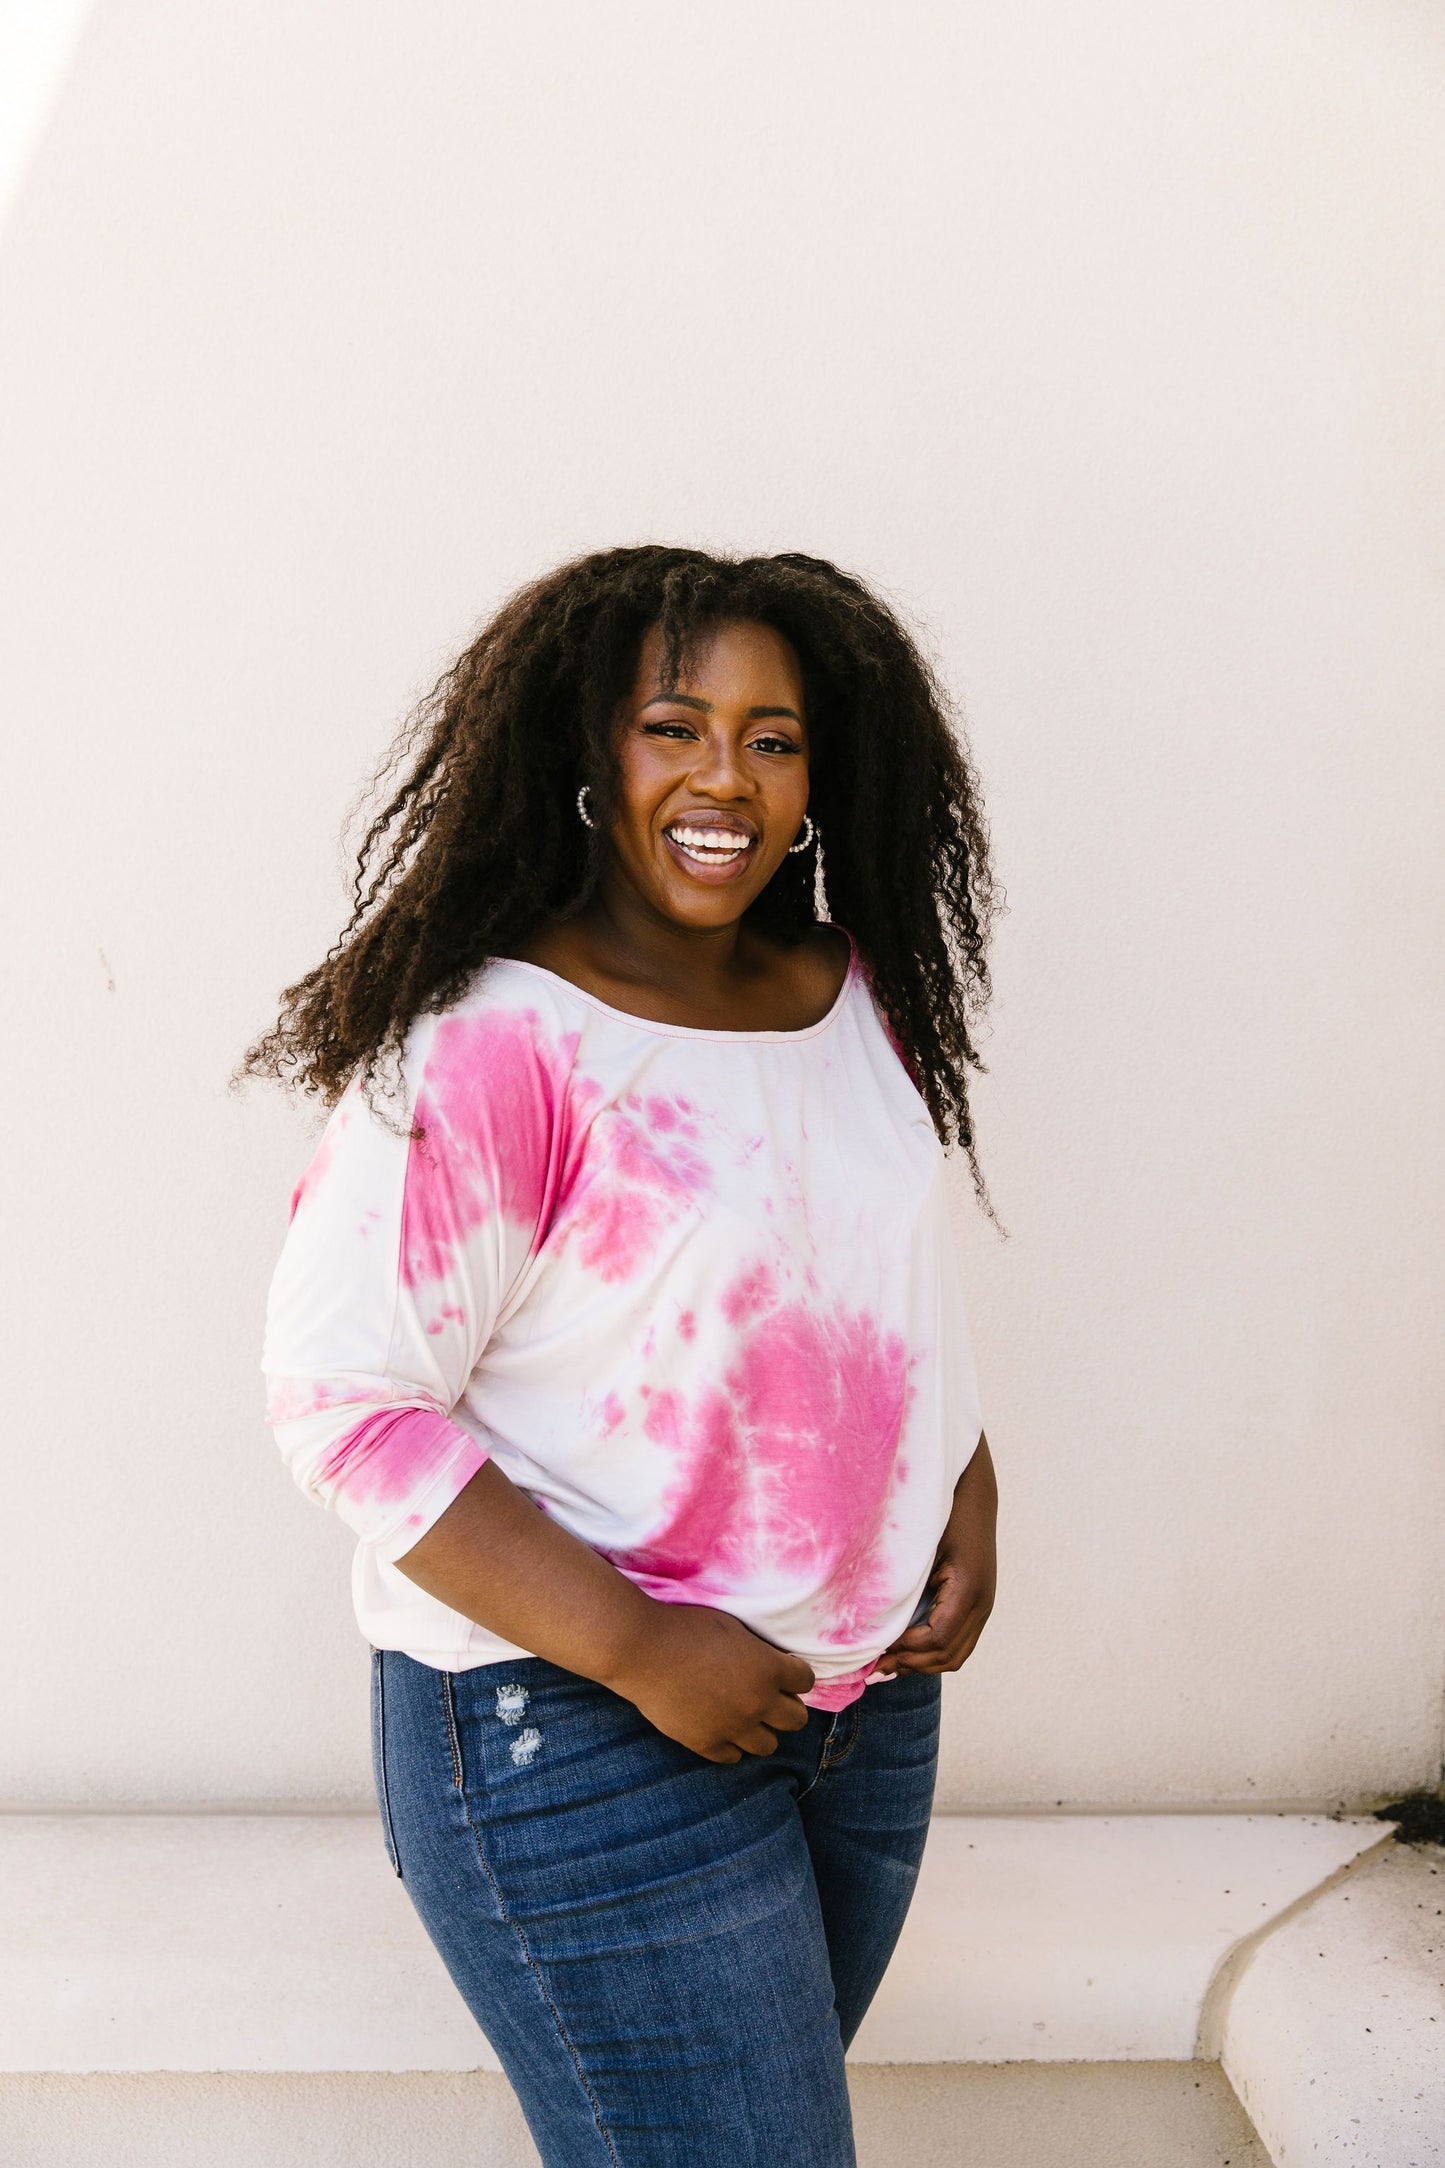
[660,812,761,882]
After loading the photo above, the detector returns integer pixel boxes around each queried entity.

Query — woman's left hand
[874,1430,997,1676]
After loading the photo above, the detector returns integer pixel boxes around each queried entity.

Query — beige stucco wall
[1,0,1441,1810]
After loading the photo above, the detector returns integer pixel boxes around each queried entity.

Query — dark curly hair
[238,545,1004,1215]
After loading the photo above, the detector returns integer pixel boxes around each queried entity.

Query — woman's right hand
[396,1462,812,1760]
[604,1602,815,1763]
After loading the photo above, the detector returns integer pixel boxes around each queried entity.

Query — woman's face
[604,616,811,933]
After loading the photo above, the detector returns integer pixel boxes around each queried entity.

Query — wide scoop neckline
[487,923,860,1043]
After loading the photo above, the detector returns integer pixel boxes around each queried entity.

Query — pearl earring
[787,814,815,855]
[577,786,596,830]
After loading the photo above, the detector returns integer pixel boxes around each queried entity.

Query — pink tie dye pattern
[617,1262,918,1645]
[288,1109,349,1222]
[803,1665,881,1711]
[263,1376,399,1427]
[401,1007,599,1287]
[400,1015,709,1296]
[262,945,981,1695]
[314,1406,485,1511]
[318,1016,719,1513]
[553,1090,712,1282]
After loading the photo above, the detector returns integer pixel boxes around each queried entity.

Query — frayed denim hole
[495,1683,529,1726]
[509,1725,543,1769]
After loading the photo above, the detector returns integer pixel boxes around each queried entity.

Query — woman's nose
[687,734,754,797]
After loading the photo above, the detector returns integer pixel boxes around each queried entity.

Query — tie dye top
[261,926,984,1711]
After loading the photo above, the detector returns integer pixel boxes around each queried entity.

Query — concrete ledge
[0,2066,1272,2168]
[0,1810,1385,2073]
[851,1811,1386,2063]
[1221,1839,1445,2167]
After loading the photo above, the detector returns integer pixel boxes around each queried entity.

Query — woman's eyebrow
[640,692,802,722]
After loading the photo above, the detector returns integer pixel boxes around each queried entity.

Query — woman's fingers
[897,1564,970,1650]
[873,1460,998,1678]
[882,1588,989,1675]
[767,1690,811,1734]
[779,1651,817,1699]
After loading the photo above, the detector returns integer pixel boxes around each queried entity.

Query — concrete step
[1221,1839,1445,2166]
[0,1809,1419,2166]
[1,2066,1270,2168]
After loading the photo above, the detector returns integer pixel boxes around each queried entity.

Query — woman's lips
[661,826,759,883]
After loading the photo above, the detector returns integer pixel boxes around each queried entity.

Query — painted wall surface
[1,0,1441,1809]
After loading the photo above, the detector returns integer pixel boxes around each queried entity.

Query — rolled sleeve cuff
[368,1427,490,1566]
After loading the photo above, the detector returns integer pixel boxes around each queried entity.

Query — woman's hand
[604,1603,815,1765]
[398,1462,812,1764]
[874,1431,997,1677]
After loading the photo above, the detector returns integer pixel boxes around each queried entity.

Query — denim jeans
[371,1647,941,2166]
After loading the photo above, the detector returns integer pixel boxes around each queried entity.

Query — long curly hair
[238,544,1004,1213]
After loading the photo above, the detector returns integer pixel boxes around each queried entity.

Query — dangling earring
[577,785,596,830]
[787,813,815,855]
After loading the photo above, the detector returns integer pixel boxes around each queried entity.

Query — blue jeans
[371,1647,941,2165]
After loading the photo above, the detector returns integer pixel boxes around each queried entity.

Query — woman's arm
[874,1430,997,1676]
[395,1460,814,1764]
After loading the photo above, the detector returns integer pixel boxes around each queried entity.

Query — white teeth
[667,825,753,856]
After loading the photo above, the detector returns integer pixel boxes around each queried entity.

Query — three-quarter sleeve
[260,1002,560,1564]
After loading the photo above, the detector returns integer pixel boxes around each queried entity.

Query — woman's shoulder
[447,941,598,1017]
[394,953,597,1090]
[790,921,854,1006]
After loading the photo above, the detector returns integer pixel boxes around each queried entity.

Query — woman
[244,545,1001,2166]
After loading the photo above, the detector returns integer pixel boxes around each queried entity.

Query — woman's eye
[640,722,801,755]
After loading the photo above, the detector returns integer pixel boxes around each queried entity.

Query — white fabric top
[261,927,984,1710]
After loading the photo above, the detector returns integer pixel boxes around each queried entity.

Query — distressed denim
[371,1648,941,2166]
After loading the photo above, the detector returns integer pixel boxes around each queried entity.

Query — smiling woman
[630,621,806,879]
[240,544,1001,2168]
[519,617,840,1031]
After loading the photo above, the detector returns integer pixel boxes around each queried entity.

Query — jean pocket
[369,1647,403,1878]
